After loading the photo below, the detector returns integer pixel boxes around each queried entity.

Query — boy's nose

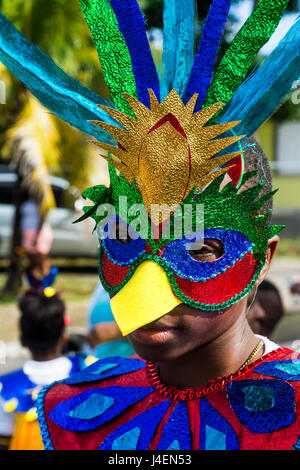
[110,260,182,336]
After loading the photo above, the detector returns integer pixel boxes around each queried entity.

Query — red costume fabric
[37,348,300,450]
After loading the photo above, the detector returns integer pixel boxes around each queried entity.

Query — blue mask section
[162,229,253,281]
[199,399,239,450]
[49,386,154,432]
[99,401,170,450]
[100,215,146,266]
[227,379,295,433]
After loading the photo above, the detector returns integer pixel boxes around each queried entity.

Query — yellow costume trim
[110,261,182,335]
[84,355,99,367]
[25,407,38,422]
[4,398,18,413]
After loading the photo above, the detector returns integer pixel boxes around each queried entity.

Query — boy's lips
[129,315,181,345]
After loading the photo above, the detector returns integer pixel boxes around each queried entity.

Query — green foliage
[0,0,108,94]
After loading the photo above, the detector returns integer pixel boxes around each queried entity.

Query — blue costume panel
[37,348,300,450]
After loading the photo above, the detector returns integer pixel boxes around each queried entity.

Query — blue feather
[218,17,300,143]
[185,0,231,110]
[161,0,195,100]
[109,0,160,107]
[0,11,119,146]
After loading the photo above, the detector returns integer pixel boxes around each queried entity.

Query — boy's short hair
[240,137,273,216]
[19,291,65,355]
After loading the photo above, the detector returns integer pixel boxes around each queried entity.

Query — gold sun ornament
[90,89,244,224]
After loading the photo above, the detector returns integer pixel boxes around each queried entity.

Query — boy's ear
[255,235,279,287]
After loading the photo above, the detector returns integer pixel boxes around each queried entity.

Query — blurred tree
[0,0,108,294]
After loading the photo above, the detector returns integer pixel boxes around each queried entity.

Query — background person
[20,191,56,287]
[247,280,284,338]
[0,289,90,450]
[85,283,135,359]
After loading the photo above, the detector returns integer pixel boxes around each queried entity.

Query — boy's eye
[115,222,132,244]
[188,238,224,262]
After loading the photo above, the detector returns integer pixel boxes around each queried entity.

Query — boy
[36,203,299,450]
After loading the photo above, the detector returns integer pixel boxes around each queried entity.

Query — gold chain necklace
[238,340,265,371]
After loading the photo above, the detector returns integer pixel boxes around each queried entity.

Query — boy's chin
[127,340,186,363]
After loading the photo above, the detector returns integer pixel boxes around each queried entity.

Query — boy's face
[86,92,283,339]
[115,236,279,363]
[97,167,283,337]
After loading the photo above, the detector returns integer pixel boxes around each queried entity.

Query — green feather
[79,0,137,115]
[204,0,289,111]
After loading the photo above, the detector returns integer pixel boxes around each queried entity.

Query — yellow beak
[110,260,183,336]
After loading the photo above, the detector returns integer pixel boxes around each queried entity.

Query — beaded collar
[146,347,285,401]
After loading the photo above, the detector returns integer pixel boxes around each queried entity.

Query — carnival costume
[0,0,300,450]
